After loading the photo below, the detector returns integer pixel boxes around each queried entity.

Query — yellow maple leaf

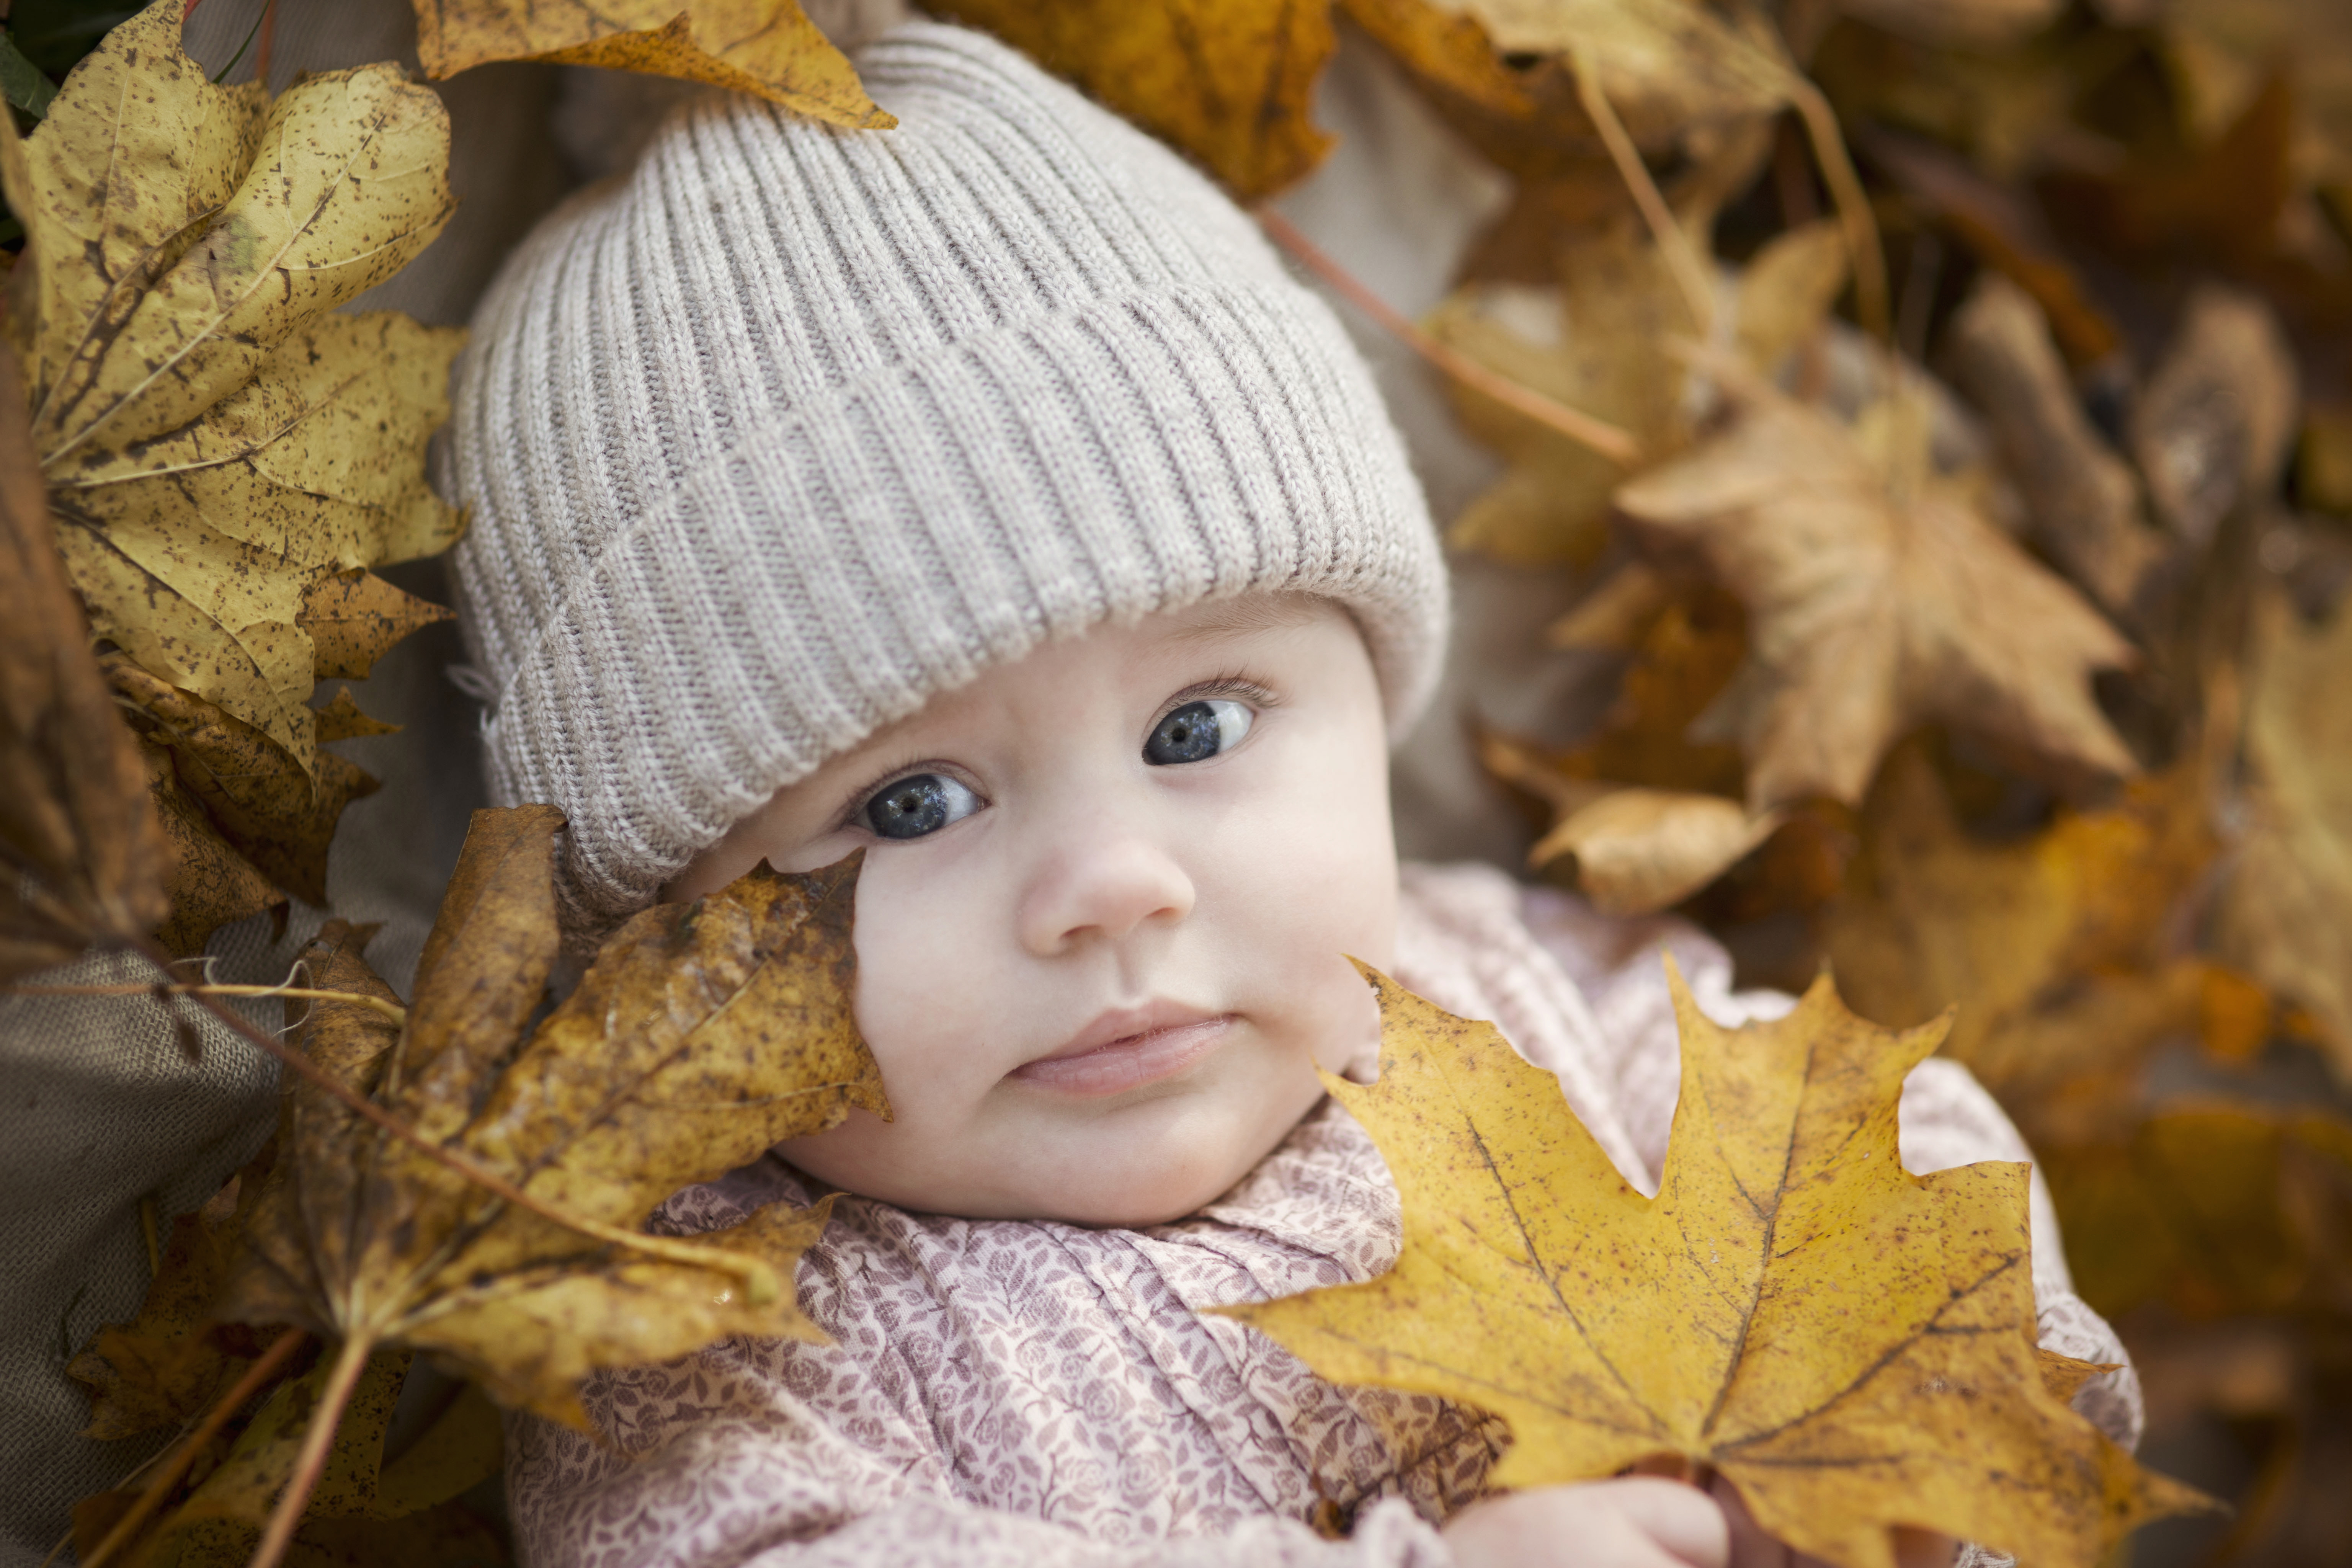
[1221,965,2209,1568]
[0,0,463,774]
[927,0,1336,201]
[413,0,894,129]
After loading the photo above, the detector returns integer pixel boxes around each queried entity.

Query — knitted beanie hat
[446,21,1449,938]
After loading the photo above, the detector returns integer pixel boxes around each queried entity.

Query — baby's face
[669,595,1398,1225]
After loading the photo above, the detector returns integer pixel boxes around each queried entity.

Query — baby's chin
[788,1063,1326,1227]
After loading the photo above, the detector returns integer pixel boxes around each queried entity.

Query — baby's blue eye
[1145,699,1252,766]
[864,773,982,840]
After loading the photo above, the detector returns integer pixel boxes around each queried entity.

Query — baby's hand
[1442,1478,1729,1568]
[1440,1477,1962,1568]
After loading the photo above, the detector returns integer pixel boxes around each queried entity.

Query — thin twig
[75,1328,306,1568]
[6,980,408,1027]
[1255,210,1643,467]
[1571,49,1718,339]
[1784,75,1890,343]
[141,944,790,1302]
[253,0,279,91]
[248,1332,372,1568]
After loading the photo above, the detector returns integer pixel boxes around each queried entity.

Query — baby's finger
[1609,1476,1732,1568]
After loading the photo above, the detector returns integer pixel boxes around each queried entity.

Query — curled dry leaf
[104,654,383,956]
[928,0,1334,201]
[1480,594,1784,917]
[0,0,463,776]
[0,337,167,980]
[413,0,894,130]
[1943,273,2169,617]
[2129,286,2300,551]
[2218,588,2352,1082]
[1534,786,1781,916]
[1221,965,2212,1568]
[1612,361,2138,813]
[219,805,887,1424]
[1823,743,2231,1124]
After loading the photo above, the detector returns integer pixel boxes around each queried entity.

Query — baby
[445,23,2138,1568]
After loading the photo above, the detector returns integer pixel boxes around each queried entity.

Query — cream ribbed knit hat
[447,21,1449,937]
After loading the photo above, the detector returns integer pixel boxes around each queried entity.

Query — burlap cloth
[0,5,1594,1556]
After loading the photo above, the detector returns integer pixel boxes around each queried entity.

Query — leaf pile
[1225,966,2211,1568]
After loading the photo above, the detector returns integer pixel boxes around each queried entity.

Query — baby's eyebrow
[1169,593,1332,645]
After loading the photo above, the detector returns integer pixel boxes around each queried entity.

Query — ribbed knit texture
[447,21,1449,936]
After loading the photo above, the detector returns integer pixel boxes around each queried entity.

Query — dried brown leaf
[68,1154,271,1441]
[1431,215,1839,567]
[1532,786,1783,916]
[299,570,456,683]
[929,0,1335,201]
[314,687,401,745]
[1612,363,2138,812]
[0,338,167,980]
[220,807,887,1423]
[415,0,894,130]
[1943,273,2169,614]
[108,654,381,928]
[1859,131,2122,367]
[2130,286,2300,550]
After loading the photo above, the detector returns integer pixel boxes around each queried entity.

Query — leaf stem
[248,1331,372,1568]
[1254,210,1643,467]
[140,943,787,1303]
[5,980,408,1027]
[1571,49,1718,340]
[1783,75,1889,343]
[75,1327,307,1568]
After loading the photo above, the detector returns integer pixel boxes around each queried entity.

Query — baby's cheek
[842,856,1001,1118]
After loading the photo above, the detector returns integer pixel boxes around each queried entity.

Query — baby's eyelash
[1167,673,1279,711]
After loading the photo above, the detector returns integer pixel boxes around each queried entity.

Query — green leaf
[0,29,59,120]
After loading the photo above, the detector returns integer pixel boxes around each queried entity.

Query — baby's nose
[1016,836,1196,956]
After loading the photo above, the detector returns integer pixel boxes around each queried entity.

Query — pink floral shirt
[508,864,2140,1567]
